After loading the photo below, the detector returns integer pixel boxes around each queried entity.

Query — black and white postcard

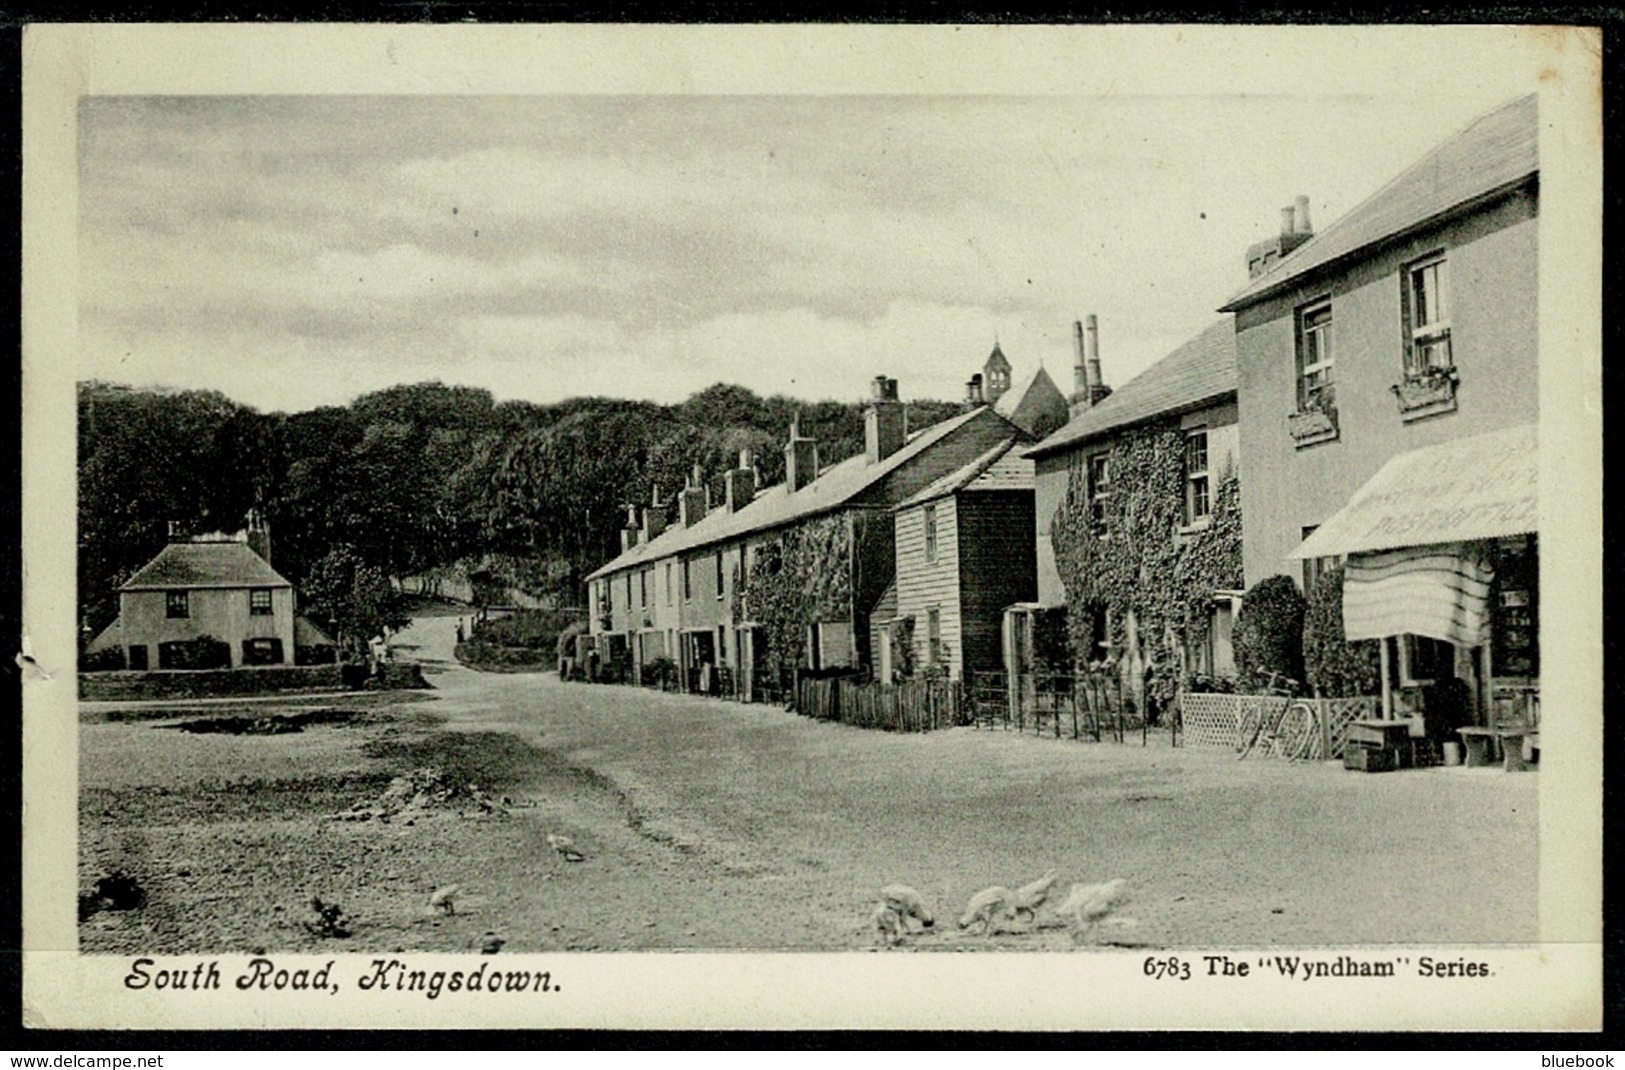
[20,22,1603,1031]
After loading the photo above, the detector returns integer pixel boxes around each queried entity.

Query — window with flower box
[1394,252,1459,420]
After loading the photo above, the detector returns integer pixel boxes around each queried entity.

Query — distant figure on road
[455,621,465,644]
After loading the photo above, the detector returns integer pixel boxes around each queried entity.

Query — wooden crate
[1346,720,1411,750]
[1343,745,1397,773]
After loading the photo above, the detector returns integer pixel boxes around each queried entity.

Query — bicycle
[1272,699,1321,761]
[1236,673,1303,760]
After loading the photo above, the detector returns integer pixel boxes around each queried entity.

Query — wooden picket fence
[794,675,963,732]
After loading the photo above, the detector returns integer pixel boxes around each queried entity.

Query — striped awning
[1342,543,1493,646]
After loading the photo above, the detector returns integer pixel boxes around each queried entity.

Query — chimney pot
[1294,194,1312,235]
[1281,206,1297,236]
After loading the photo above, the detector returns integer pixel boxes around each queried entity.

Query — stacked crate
[1343,720,1412,772]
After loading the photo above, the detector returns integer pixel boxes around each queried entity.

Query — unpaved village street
[80,614,1538,954]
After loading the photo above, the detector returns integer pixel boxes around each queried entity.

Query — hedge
[1232,574,1307,693]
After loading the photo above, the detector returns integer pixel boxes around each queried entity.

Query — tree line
[77,379,965,641]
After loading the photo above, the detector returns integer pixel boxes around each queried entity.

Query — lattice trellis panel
[1180,692,1243,749]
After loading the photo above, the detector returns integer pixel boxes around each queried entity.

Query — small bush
[295,643,339,666]
[79,647,126,672]
[1186,672,1237,694]
[1233,575,1307,693]
[158,635,232,671]
[1302,567,1381,697]
[473,608,583,652]
[642,655,678,689]
[1031,606,1072,675]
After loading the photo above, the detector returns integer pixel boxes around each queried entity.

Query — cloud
[77,91,1536,413]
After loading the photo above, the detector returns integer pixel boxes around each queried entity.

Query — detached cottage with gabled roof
[86,514,331,670]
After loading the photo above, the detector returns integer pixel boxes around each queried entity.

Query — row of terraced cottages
[585,92,1541,733]
[583,347,1070,699]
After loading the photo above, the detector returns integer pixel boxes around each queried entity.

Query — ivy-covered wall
[1048,421,1244,704]
[740,511,854,682]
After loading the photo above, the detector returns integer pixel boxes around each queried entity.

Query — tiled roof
[967,448,1034,492]
[121,540,291,590]
[587,405,998,580]
[1024,319,1237,459]
[993,364,1067,436]
[1221,94,1538,311]
[898,439,1032,509]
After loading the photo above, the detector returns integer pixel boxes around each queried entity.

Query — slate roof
[587,405,1000,580]
[1024,319,1237,459]
[1221,94,1538,311]
[121,540,291,591]
[898,439,1032,509]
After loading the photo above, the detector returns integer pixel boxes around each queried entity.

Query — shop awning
[1342,543,1493,647]
[1290,424,1537,561]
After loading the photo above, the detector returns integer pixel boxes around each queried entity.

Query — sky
[78,85,1541,414]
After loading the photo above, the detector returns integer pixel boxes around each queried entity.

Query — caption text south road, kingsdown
[124,958,559,1000]
[123,953,1497,998]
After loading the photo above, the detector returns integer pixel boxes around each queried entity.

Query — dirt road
[79,614,1538,954]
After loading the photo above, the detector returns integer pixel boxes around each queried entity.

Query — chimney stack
[785,415,819,493]
[619,503,640,552]
[642,485,669,543]
[245,509,272,564]
[1247,193,1315,278]
[679,464,709,528]
[1070,320,1090,416]
[865,375,906,465]
[1085,315,1106,400]
[724,447,758,512]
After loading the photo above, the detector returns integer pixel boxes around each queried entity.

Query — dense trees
[76,379,967,639]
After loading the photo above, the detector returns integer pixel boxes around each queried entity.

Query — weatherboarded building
[877,438,1039,684]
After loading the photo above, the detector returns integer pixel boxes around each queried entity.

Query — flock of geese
[402,837,1129,952]
[873,874,1132,948]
